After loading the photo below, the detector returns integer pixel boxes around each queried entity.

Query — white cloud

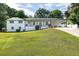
[6,3,20,10]
[44,3,53,9]
[5,3,70,16]
[21,8,34,16]
[26,4,32,8]
[38,3,53,10]
[44,3,53,7]
[6,3,34,16]
[0,0,6,3]
[38,4,44,8]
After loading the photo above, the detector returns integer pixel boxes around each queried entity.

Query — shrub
[23,29,25,32]
[35,25,40,30]
[16,29,20,32]
[48,24,52,28]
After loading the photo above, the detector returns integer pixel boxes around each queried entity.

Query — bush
[16,29,20,32]
[35,25,40,30]
[23,29,25,32]
[48,24,52,28]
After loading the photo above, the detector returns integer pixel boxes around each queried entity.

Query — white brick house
[6,17,66,32]
[6,17,25,32]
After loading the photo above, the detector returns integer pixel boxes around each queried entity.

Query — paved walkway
[56,28,79,37]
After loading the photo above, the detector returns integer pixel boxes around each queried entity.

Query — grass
[0,28,79,56]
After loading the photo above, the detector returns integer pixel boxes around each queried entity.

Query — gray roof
[7,17,65,21]
[7,17,23,20]
[24,18,65,21]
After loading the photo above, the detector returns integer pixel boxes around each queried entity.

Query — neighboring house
[6,17,66,32]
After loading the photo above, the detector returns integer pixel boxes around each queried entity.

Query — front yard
[0,28,79,56]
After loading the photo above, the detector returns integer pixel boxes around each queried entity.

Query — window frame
[18,20,23,23]
[19,26,21,29]
[25,24,28,26]
[11,26,14,30]
[10,20,14,23]
[33,21,35,25]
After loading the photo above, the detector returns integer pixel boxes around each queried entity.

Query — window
[28,21,30,24]
[33,22,35,25]
[19,27,21,29]
[11,27,14,30]
[25,24,28,26]
[10,20,14,23]
[19,20,23,23]
[39,22,42,25]
[46,21,48,25]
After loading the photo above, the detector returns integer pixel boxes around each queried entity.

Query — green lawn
[0,28,79,56]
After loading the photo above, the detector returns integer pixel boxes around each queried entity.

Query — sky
[5,3,70,17]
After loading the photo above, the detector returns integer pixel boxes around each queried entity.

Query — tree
[0,3,9,31]
[34,8,50,18]
[64,11,70,18]
[68,13,76,24]
[7,8,17,17]
[15,10,28,18]
[49,9,63,18]
[76,10,79,27]
[66,3,79,27]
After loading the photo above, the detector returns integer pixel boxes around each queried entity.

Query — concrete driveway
[56,28,79,37]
